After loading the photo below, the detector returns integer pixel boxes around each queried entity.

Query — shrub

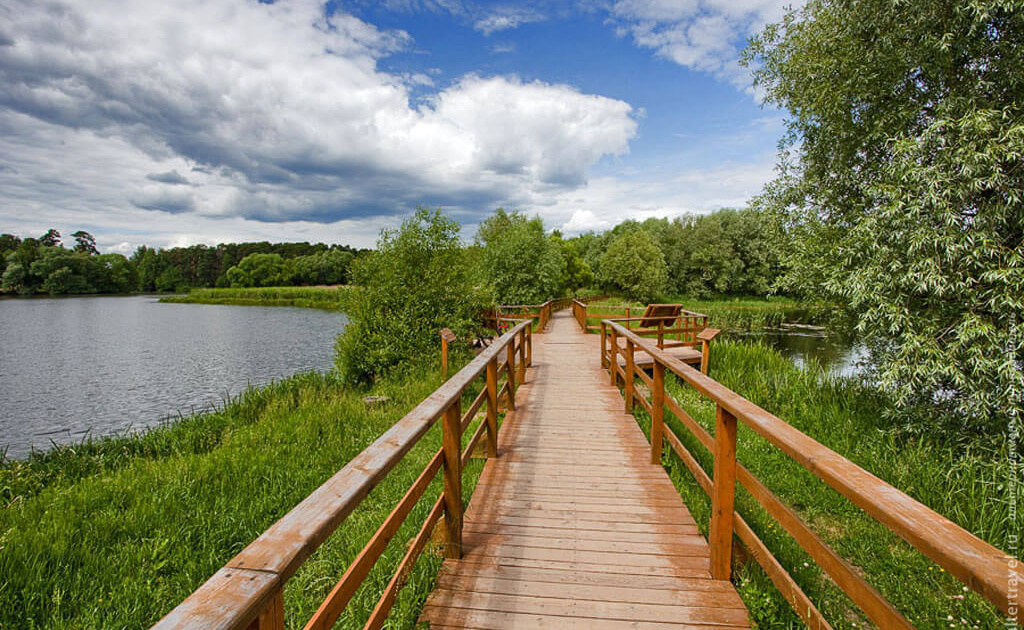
[334,208,487,384]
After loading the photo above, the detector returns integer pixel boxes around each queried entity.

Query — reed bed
[0,357,489,629]
[161,286,351,310]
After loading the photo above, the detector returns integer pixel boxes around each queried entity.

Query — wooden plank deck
[420,311,751,629]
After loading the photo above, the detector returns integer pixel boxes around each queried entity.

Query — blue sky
[0,0,794,251]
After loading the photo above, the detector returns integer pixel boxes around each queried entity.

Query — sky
[0,0,797,253]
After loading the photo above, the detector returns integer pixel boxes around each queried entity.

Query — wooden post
[709,404,737,580]
[486,358,498,458]
[442,398,463,559]
[608,328,618,386]
[526,325,533,367]
[600,322,608,368]
[624,339,635,411]
[518,328,526,384]
[439,328,456,379]
[249,588,284,630]
[651,362,665,465]
[506,340,517,410]
[657,318,664,349]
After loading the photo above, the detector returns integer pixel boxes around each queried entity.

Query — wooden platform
[420,312,750,629]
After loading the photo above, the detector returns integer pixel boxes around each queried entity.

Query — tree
[560,239,594,292]
[335,208,487,384]
[71,230,98,255]
[38,229,61,247]
[476,209,566,304]
[748,0,1024,430]
[599,229,668,303]
[225,253,294,287]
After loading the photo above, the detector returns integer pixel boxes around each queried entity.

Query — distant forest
[0,229,364,295]
[1,207,778,298]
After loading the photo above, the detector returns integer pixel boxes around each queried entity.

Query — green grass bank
[628,340,1014,629]
[160,286,351,310]
[0,356,491,629]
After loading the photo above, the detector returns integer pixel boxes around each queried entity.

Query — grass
[161,286,351,310]
[0,353,493,629]
[626,340,1015,629]
[583,295,830,331]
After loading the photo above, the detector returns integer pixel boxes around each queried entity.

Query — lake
[0,296,347,459]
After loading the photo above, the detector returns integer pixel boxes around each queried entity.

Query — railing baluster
[608,327,618,386]
[651,361,665,465]
[506,340,517,410]
[600,322,608,368]
[248,589,284,630]
[526,325,532,367]
[441,398,463,559]
[710,404,737,580]
[624,339,635,411]
[518,328,526,383]
[486,358,498,458]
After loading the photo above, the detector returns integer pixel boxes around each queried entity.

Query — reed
[0,357,486,629]
[160,286,351,310]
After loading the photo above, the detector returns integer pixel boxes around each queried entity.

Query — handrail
[489,297,575,333]
[571,299,707,336]
[603,319,1021,627]
[153,319,534,630]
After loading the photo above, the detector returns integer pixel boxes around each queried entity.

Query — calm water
[732,323,869,378]
[0,296,347,459]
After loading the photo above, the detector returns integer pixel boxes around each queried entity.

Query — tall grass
[161,286,351,310]
[628,340,1014,629]
[0,355,490,629]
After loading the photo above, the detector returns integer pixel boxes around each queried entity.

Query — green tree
[560,239,594,292]
[225,253,294,287]
[748,0,1024,429]
[71,230,98,255]
[290,250,354,285]
[599,229,668,303]
[38,229,61,247]
[335,208,487,384]
[477,209,565,304]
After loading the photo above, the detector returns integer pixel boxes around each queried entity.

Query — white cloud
[606,0,800,92]
[0,0,636,248]
[473,7,546,35]
[534,157,777,236]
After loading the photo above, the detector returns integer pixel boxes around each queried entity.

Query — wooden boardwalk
[420,311,751,629]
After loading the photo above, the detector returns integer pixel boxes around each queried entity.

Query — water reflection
[729,322,870,378]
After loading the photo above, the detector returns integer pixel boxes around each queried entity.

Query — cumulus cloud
[0,0,636,246]
[539,157,777,236]
[605,0,800,92]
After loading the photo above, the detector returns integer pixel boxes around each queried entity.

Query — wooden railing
[603,319,1022,629]
[487,297,576,333]
[572,299,707,340]
[152,319,534,630]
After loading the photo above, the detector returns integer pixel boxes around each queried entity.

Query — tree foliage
[748,0,1024,429]
[334,208,488,384]
[598,229,668,302]
[476,209,565,304]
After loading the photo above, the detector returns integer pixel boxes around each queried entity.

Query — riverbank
[0,360,485,629]
[630,340,1012,629]
[161,286,351,310]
